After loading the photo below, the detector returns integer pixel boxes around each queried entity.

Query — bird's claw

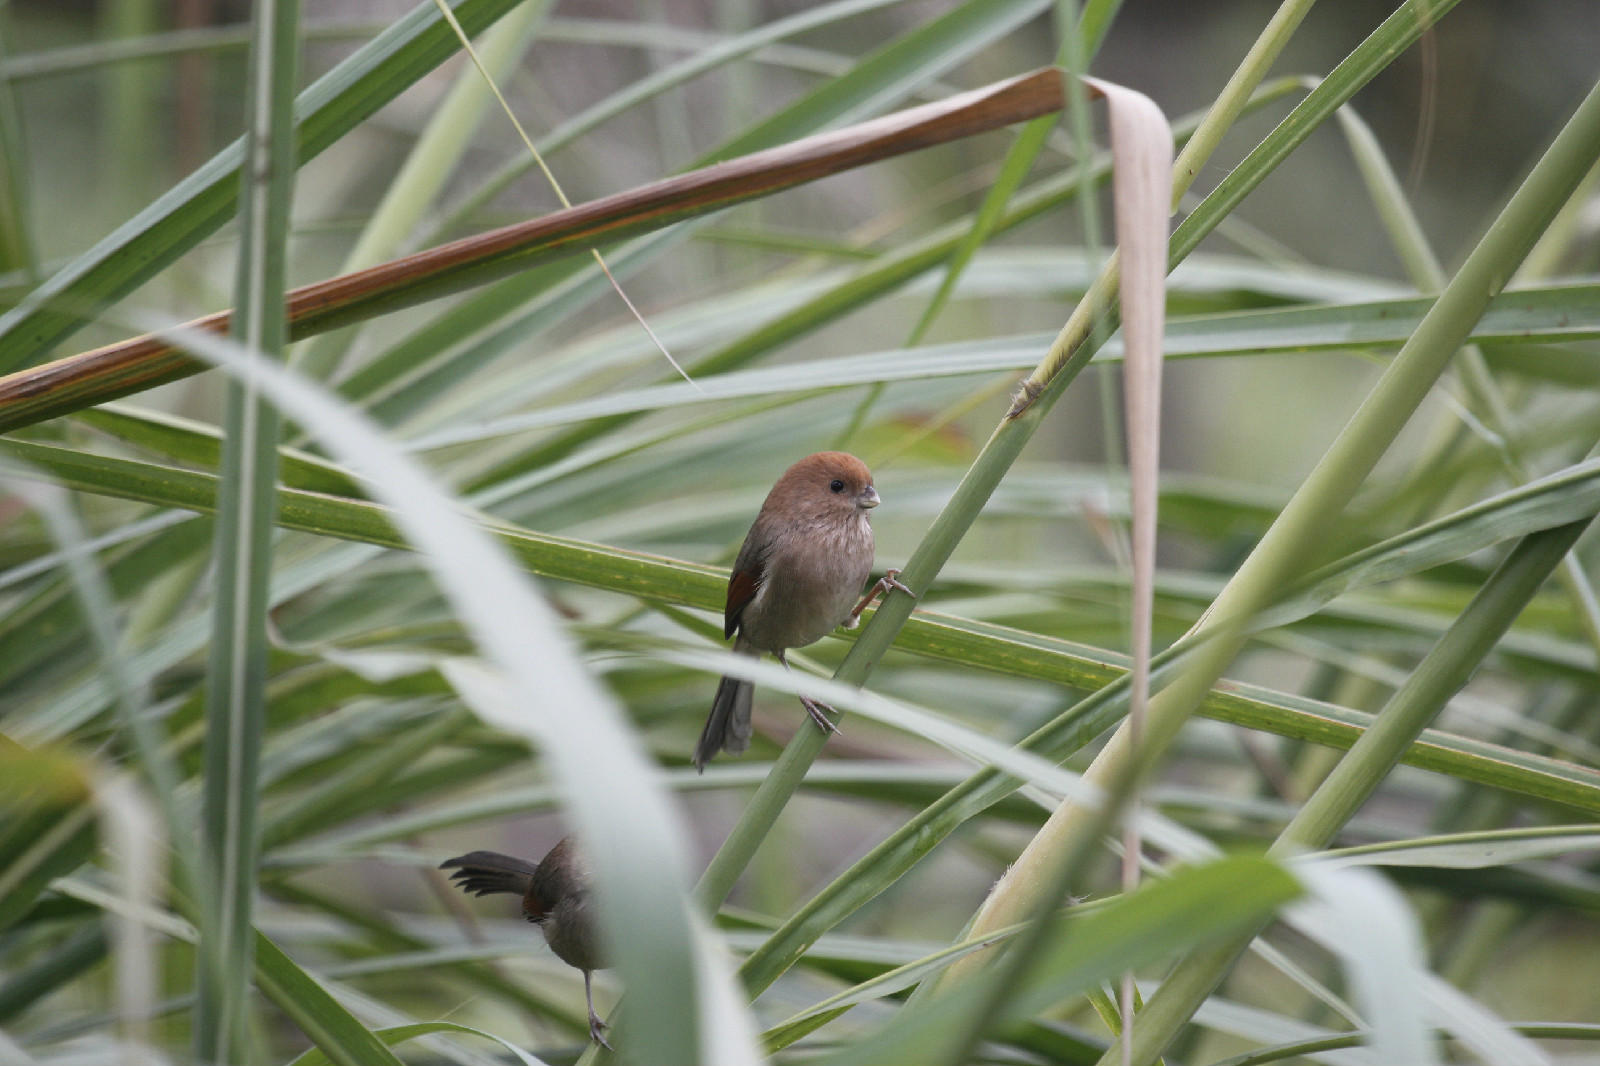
[590,1013,612,1051]
[881,568,915,598]
[800,695,841,736]
[847,569,916,626]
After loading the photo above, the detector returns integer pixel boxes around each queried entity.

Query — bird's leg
[776,650,839,735]
[846,568,916,626]
[584,970,612,1050]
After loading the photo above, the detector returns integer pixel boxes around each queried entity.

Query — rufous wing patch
[725,565,761,639]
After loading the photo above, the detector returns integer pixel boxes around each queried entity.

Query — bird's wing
[725,525,768,639]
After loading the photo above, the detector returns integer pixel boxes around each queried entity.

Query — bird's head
[772,451,879,518]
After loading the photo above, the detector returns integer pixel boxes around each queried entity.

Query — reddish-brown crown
[767,451,873,506]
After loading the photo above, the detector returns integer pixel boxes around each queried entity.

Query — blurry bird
[695,450,912,770]
[441,838,609,1048]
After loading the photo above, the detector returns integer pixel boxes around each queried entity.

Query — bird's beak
[859,485,881,509]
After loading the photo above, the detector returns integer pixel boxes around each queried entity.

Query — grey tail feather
[694,674,754,772]
[440,850,539,898]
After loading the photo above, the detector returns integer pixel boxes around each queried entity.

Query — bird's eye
[829,479,845,493]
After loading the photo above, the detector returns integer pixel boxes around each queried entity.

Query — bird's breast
[738,514,873,653]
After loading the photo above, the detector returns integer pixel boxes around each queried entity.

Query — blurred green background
[2,1,1600,1063]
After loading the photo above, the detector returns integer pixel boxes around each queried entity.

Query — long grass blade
[1093,74,1172,1065]
[194,0,300,1057]
[0,18,38,285]
[160,321,763,1063]
[9,437,1599,818]
[940,47,1600,1047]
[1112,518,1593,1065]
[0,68,1068,433]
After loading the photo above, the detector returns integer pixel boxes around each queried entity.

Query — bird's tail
[695,670,754,772]
[440,851,539,898]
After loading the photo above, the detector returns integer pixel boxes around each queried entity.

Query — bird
[694,450,912,770]
[441,838,610,1049]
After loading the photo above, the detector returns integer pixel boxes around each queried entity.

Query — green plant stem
[0,18,38,282]
[1339,105,1600,666]
[1105,517,1592,1066]
[940,66,1600,1011]
[944,62,1600,1000]
[96,0,160,217]
[10,435,1600,819]
[195,0,301,1060]
[1076,0,1124,53]
[1207,1025,1600,1066]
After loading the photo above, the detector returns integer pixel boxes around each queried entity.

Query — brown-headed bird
[441,838,609,1048]
[694,451,911,770]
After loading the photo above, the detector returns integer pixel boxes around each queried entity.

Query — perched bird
[695,450,912,770]
[441,838,609,1048]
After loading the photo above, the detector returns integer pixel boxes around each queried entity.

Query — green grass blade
[1267,455,1600,628]
[903,115,1057,348]
[949,34,1600,1007]
[260,709,471,850]
[253,933,407,1066]
[74,404,363,497]
[0,20,383,81]
[1159,55,1600,846]
[1322,824,1600,869]
[166,322,762,1063]
[194,0,300,1056]
[826,855,1303,1065]
[1109,517,1594,1066]
[0,922,106,1024]
[1169,0,1465,266]
[763,922,1026,1053]
[0,513,210,690]
[0,744,95,934]
[405,280,1600,450]
[285,1021,547,1066]
[95,0,160,222]
[1280,524,1595,853]
[1207,1026,1600,1066]
[1337,99,1600,674]
[0,19,38,283]
[0,67,1069,436]
[8,437,1599,817]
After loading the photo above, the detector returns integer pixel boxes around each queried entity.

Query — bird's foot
[589,1012,612,1051]
[881,568,916,598]
[848,568,917,625]
[800,695,841,736]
